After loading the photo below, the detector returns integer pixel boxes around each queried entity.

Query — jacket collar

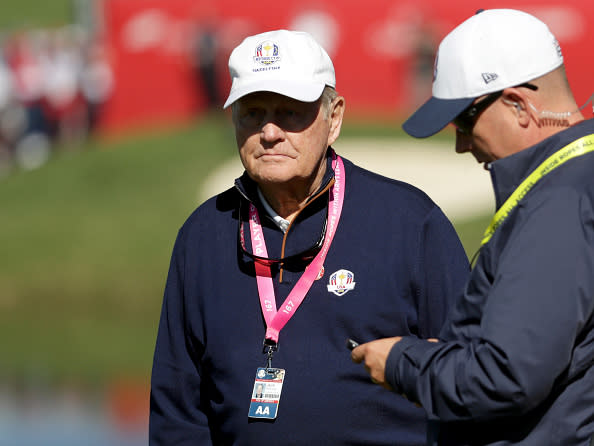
[489,118,594,210]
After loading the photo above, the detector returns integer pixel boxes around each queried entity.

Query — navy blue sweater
[150,153,469,445]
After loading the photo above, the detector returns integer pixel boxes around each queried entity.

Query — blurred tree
[0,0,74,30]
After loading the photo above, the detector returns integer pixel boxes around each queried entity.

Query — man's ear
[327,96,345,146]
[502,89,531,127]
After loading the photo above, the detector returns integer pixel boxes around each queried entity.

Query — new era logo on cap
[482,73,498,84]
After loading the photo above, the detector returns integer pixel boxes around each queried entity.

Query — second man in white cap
[352,9,594,445]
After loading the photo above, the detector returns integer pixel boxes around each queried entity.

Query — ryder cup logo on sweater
[254,40,281,66]
[327,269,356,296]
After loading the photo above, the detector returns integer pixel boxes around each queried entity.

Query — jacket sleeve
[386,188,594,421]
[149,228,213,445]
[415,206,470,338]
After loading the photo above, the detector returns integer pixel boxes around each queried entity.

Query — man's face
[454,94,512,168]
[233,92,338,189]
[454,89,536,168]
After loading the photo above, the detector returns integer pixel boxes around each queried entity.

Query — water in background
[0,380,147,446]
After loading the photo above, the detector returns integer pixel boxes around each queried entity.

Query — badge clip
[262,338,278,371]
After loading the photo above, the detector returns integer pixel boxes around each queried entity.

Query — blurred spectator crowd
[0,25,113,176]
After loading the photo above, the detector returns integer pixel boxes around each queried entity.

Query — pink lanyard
[248,151,345,345]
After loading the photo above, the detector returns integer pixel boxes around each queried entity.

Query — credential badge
[327,269,356,296]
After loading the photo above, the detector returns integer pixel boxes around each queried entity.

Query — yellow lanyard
[481,133,594,246]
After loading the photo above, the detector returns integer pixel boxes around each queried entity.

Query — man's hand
[350,337,402,390]
[350,337,438,393]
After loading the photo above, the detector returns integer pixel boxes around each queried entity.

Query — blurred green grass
[0,116,491,386]
[0,116,238,384]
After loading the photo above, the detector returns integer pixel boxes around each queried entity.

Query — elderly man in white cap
[352,9,594,445]
[149,29,469,445]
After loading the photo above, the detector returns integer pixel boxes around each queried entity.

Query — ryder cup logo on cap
[223,29,335,108]
[254,40,281,66]
[403,9,564,138]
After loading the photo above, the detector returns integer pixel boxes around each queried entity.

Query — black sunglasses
[237,199,327,266]
[453,83,539,135]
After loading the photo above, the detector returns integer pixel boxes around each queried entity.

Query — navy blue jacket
[149,152,469,445]
[386,119,594,445]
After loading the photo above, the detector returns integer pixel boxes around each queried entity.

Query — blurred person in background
[352,9,594,445]
[0,49,15,173]
[149,29,469,445]
[5,30,52,169]
[40,27,87,145]
[80,41,113,136]
[189,20,221,111]
[0,26,112,172]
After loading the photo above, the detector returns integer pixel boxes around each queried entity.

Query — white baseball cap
[403,9,564,138]
[223,29,335,109]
